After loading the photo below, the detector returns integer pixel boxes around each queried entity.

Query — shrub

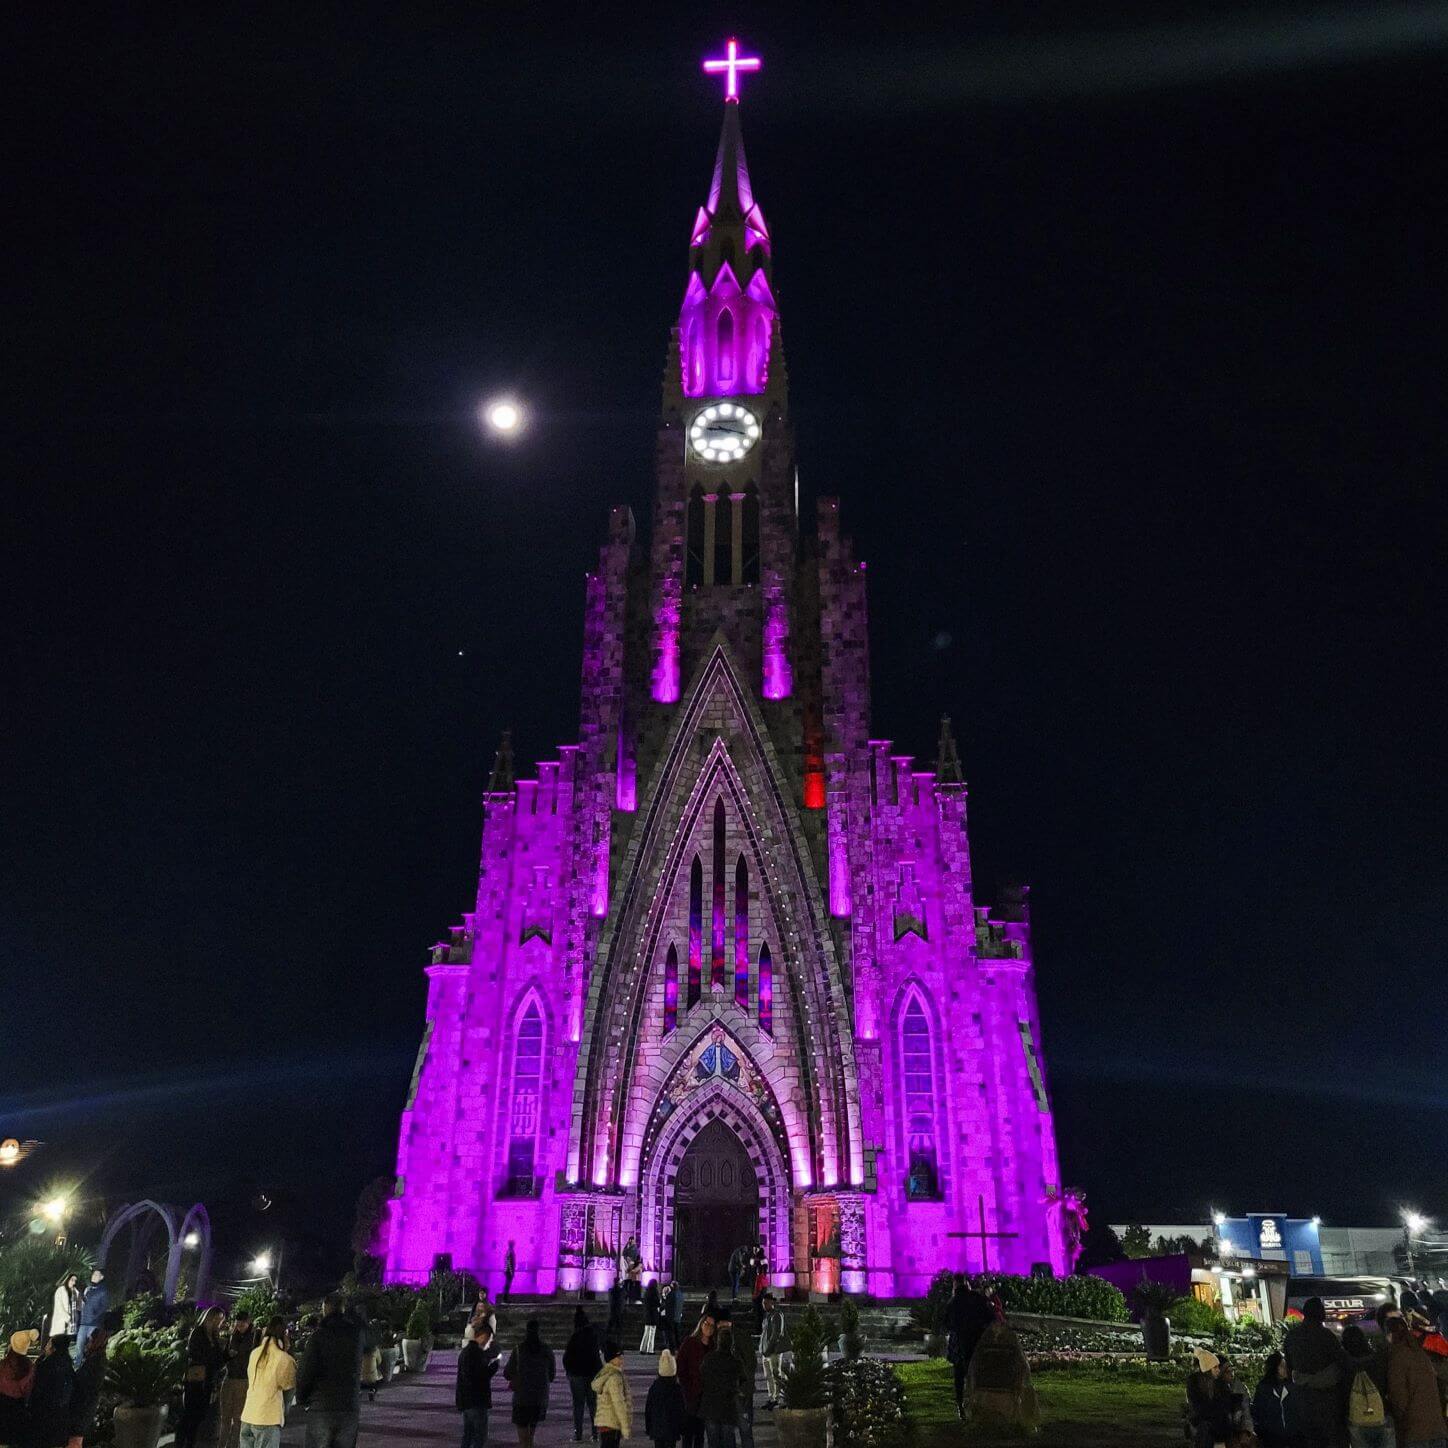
[1131,1279,1184,1316]
[825,1357,908,1447]
[373,1286,424,1331]
[1232,1317,1282,1352]
[106,1328,184,1407]
[780,1305,829,1410]
[231,1285,278,1328]
[404,1301,434,1344]
[122,1293,163,1330]
[1167,1296,1227,1335]
[910,1269,957,1336]
[975,1272,1129,1323]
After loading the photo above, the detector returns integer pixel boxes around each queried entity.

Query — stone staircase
[449,1293,923,1350]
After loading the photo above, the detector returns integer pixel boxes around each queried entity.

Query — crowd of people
[455,1268,789,1448]
[1186,1291,1448,1448]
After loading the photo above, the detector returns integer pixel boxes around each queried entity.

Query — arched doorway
[673,1117,757,1286]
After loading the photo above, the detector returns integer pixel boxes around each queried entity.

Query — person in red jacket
[674,1316,716,1448]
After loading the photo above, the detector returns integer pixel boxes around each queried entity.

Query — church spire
[487,729,514,794]
[936,716,965,787]
[675,41,779,405]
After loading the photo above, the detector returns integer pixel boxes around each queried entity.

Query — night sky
[7,4,1447,1271]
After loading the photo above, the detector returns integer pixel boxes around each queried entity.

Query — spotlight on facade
[1310,1215,1322,1227]
[1403,1210,1428,1235]
[481,398,524,436]
[250,1252,272,1274]
[183,1232,201,1248]
[39,1196,69,1224]
[1213,1211,1227,1227]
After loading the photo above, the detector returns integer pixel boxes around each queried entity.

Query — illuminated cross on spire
[703,37,761,102]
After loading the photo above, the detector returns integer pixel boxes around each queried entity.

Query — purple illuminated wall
[382,74,1073,1298]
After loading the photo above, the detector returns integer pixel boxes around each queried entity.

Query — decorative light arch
[99,1200,213,1305]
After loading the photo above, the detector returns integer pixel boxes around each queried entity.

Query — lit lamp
[183,1232,201,1249]
[250,1252,272,1275]
[36,1193,71,1245]
[0,1139,20,1167]
[1403,1211,1429,1276]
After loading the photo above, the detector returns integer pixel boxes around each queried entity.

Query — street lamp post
[39,1194,71,1247]
[1402,1211,1428,1278]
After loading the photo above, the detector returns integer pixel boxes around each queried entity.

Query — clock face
[689,402,760,463]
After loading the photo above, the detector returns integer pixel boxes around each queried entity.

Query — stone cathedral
[384,50,1074,1297]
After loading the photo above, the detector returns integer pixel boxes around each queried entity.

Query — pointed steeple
[487,729,514,794]
[936,716,965,787]
[694,101,770,288]
[674,94,780,405]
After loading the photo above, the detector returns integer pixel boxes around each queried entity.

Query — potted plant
[1130,1278,1181,1363]
[106,1331,183,1448]
[910,1268,954,1359]
[376,1321,399,1381]
[777,1305,831,1448]
[401,1300,434,1372]
[836,1297,865,1361]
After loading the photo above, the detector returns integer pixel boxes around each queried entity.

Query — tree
[1075,1222,1127,1272]
[1121,1224,1153,1259]
[351,1176,393,1259]
[1154,1234,1205,1257]
[0,1239,94,1333]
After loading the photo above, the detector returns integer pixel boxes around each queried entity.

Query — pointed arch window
[685,317,701,393]
[688,856,703,1007]
[686,484,706,588]
[717,309,735,383]
[734,855,749,1008]
[504,999,544,1196]
[900,995,941,1200]
[758,942,773,1036]
[711,799,727,989]
[663,945,679,1034]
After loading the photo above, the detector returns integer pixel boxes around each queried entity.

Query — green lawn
[897,1359,1185,1447]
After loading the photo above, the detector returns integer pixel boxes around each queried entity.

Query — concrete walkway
[278,1347,780,1447]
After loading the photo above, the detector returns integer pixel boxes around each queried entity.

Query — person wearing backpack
[1342,1326,1394,1448]
[1251,1351,1305,1446]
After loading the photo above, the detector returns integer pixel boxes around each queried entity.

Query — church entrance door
[672,1117,758,1287]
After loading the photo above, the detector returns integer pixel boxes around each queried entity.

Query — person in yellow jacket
[239,1316,297,1448]
[591,1340,632,1448]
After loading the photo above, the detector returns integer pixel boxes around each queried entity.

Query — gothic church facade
[384,77,1074,1297]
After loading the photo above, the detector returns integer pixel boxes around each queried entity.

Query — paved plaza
[277,1346,781,1448]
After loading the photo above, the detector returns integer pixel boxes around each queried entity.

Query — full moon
[484,398,523,434]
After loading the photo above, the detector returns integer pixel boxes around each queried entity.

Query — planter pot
[1140,1310,1171,1363]
[776,1405,831,1448]
[112,1404,166,1448]
[924,1332,947,1359]
[380,1346,399,1381]
[401,1338,432,1372]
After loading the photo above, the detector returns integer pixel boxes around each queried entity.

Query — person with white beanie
[645,1349,687,1448]
[1186,1347,1235,1448]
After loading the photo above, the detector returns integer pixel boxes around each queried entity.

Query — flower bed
[825,1357,908,1448]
